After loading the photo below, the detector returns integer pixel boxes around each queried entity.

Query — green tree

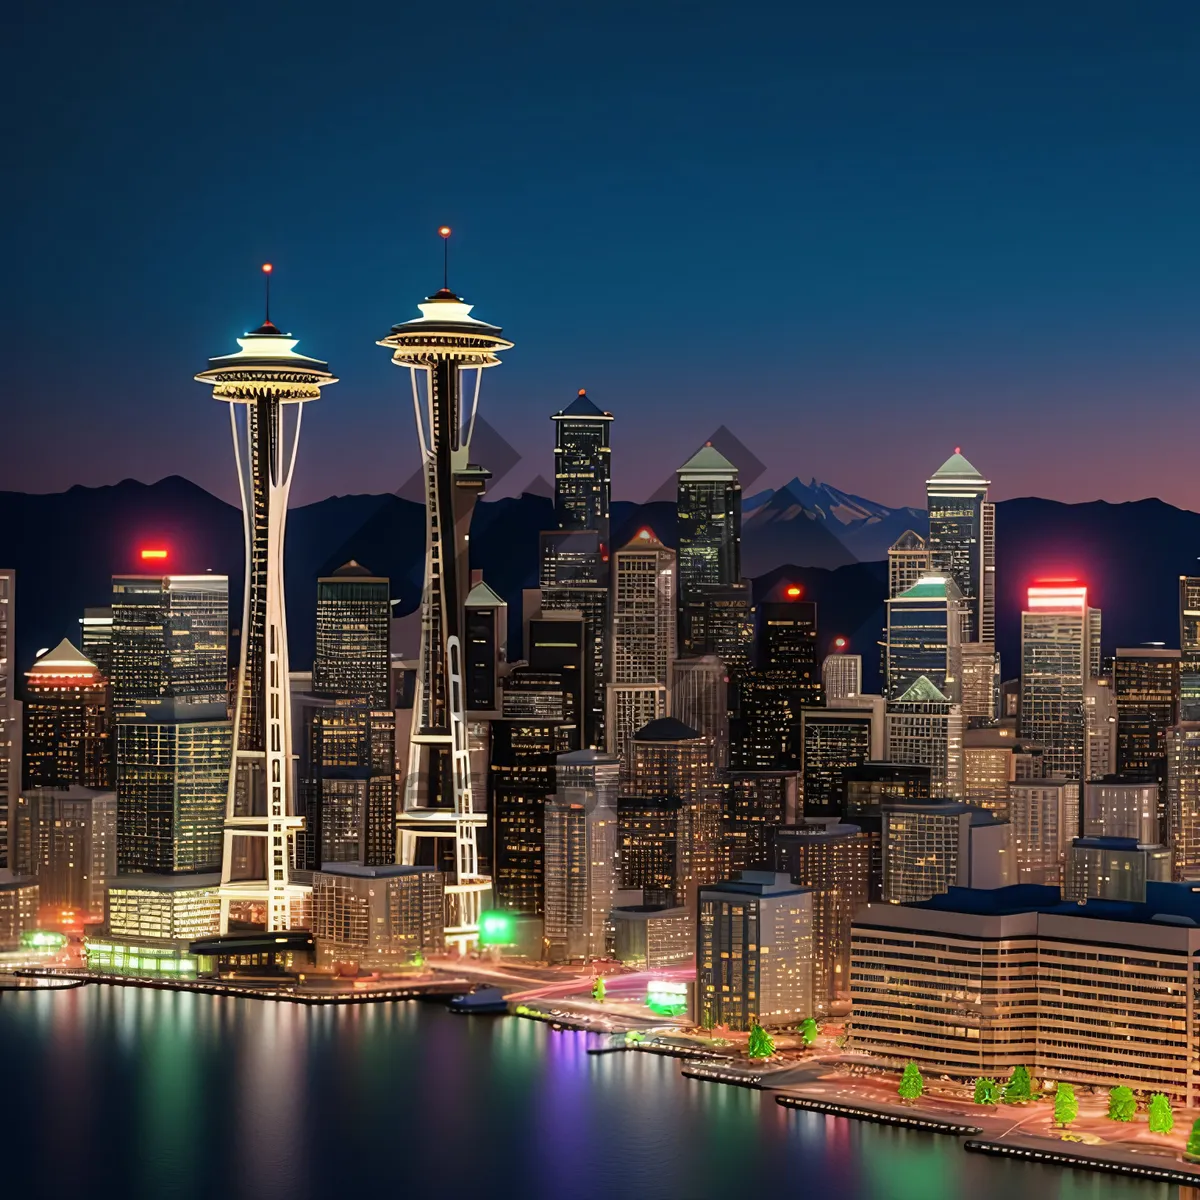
[1003,1065,1033,1103]
[747,1023,775,1059]
[592,977,606,1003]
[973,1078,1000,1106]
[1185,1117,1200,1161]
[1108,1085,1137,1122]
[798,1017,820,1046]
[897,1062,924,1101]
[1148,1093,1174,1135]
[1054,1083,1078,1128]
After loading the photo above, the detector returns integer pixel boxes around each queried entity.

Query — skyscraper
[723,770,799,873]
[681,581,754,667]
[887,530,931,599]
[1114,646,1179,836]
[611,528,676,689]
[1180,577,1200,721]
[1020,583,1101,780]
[881,802,1013,902]
[1168,723,1200,879]
[551,389,613,554]
[0,570,16,868]
[312,562,390,707]
[464,578,507,713]
[885,575,963,701]
[821,645,862,702]
[885,676,964,798]
[671,655,729,770]
[79,607,114,679]
[376,260,510,946]
[676,444,740,652]
[799,697,885,816]
[196,291,337,932]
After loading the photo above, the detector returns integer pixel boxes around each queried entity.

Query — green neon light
[478,910,517,946]
[21,930,68,950]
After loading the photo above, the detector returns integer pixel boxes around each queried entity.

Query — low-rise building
[611,904,693,967]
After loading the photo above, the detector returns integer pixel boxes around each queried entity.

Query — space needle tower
[196,265,337,933]
[378,229,512,948]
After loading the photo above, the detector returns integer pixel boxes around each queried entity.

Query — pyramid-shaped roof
[618,527,669,552]
[890,529,927,552]
[895,576,953,601]
[553,390,612,420]
[929,450,985,482]
[633,716,702,742]
[678,442,738,476]
[895,674,950,703]
[27,638,100,678]
[330,560,378,578]
[466,579,507,607]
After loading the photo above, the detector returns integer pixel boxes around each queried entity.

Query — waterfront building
[676,444,740,653]
[774,822,870,1011]
[104,873,221,942]
[1007,779,1079,884]
[1168,722,1200,879]
[543,749,619,962]
[1065,836,1171,902]
[882,801,1013,903]
[0,873,38,948]
[1181,577,1200,721]
[376,262,510,945]
[821,649,862,702]
[885,575,962,702]
[681,581,754,668]
[552,389,613,555]
[311,863,444,968]
[696,871,813,1031]
[799,697,885,816]
[887,530,931,600]
[611,903,693,967]
[926,450,994,645]
[1019,583,1101,780]
[884,676,963,798]
[197,295,336,934]
[23,641,111,791]
[850,882,1200,1103]
[722,770,799,875]
[612,528,676,690]
[1083,777,1159,844]
[671,655,729,770]
[15,786,116,920]
[0,569,16,869]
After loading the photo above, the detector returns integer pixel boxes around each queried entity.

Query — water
[0,986,1177,1200]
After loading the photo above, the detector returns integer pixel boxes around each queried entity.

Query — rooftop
[700,870,811,899]
[106,873,222,892]
[553,389,612,420]
[678,442,738,476]
[889,529,927,552]
[893,674,951,704]
[633,716,702,742]
[465,579,507,607]
[317,863,440,879]
[27,638,101,679]
[928,449,988,484]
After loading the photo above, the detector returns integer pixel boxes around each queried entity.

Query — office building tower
[926,450,994,645]
[671,655,729,770]
[552,389,613,554]
[1065,837,1171,902]
[0,874,39,949]
[799,697,885,816]
[774,822,870,1010]
[1019,582,1100,780]
[676,444,740,652]
[1007,779,1079,884]
[960,641,999,722]
[0,570,16,868]
[885,677,963,798]
[888,530,931,599]
[759,588,820,688]
[377,267,511,946]
[696,871,813,1030]
[681,581,754,668]
[197,299,336,933]
[527,611,585,750]
[1082,778,1159,844]
[618,795,686,907]
[842,762,933,816]
[1084,677,1118,780]
[612,528,675,689]
[15,786,117,920]
[729,670,796,770]
[543,749,619,962]
[607,683,668,775]
[885,575,962,702]
[611,902,693,967]
[1181,577,1200,721]
[79,606,114,679]
[23,640,111,790]
[312,562,390,707]
[882,801,1013,903]
[962,727,1045,814]
[723,770,799,874]
[464,577,506,712]
[822,649,862,702]
[312,863,444,968]
[1114,646,1179,834]
[1168,723,1200,879]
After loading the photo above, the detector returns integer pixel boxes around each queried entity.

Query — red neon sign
[140,548,168,561]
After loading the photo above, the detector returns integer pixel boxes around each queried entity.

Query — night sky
[7,2,1200,509]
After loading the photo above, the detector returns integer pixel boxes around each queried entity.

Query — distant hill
[0,478,1194,694]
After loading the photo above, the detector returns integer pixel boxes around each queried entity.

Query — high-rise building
[696,871,813,1030]
[887,530,931,599]
[799,697,885,816]
[1181,577,1200,721]
[312,562,390,707]
[1084,677,1118,780]
[1065,837,1171,902]
[821,647,862,702]
[960,641,999,722]
[0,570,16,868]
[196,299,336,933]
[551,389,613,555]
[842,762,933,816]
[611,528,675,690]
[23,640,111,791]
[774,821,870,1011]
[676,444,740,652]
[0,874,39,949]
[723,770,799,874]
[925,450,994,646]
[1019,583,1101,780]
[1114,646,1179,836]
[377,266,511,946]
[962,727,1045,814]
[1168,722,1200,879]
[885,676,963,798]
[1082,778,1159,845]
[543,749,619,962]
[464,578,507,713]
[885,575,962,701]
[618,795,686,907]
[527,611,585,750]
[1007,779,1079,884]
[15,786,117,920]
[671,655,729,770]
[606,683,668,776]
[611,902,693,967]
[681,581,754,667]
[882,802,1013,902]
[79,606,114,679]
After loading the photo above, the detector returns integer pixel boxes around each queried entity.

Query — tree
[973,1078,1000,1106]
[1054,1083,1078,1128]
[747,1023,775,1059]
[592,977,606,1003]
[1108,1086,1137,1122]
[898,1062,924,1102]
[1148,1093,1174,1135]
[1003,1065,1033,1103]
[798,1018,820,1046]
[1185,1117,1200,1161]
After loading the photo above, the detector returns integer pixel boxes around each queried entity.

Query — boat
[448,985,509,1014]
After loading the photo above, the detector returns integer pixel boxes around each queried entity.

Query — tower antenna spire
[262,262,273,324]
[438,226,452,291]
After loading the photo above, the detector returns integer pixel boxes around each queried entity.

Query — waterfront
[0,987,1178,1200]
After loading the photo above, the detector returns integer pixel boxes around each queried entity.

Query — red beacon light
[140,548,168,561]
[833,636,848,650]
[785,585,803,598]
